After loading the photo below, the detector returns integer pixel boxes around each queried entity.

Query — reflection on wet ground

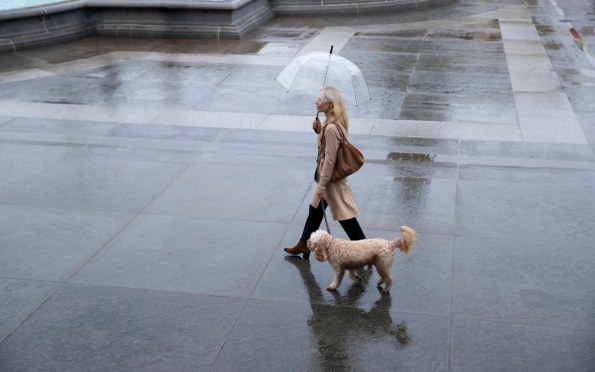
[286,257,413,363]
[386,152,437,162]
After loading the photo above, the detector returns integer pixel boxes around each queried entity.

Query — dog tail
[391,226,417,256]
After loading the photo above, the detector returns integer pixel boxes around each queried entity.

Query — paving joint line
[0,208,135,347]
[447,139,461,372]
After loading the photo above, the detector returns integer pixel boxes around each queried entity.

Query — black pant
[300,201,366,242]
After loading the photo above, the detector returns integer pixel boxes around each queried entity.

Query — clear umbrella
[275,46,371,106]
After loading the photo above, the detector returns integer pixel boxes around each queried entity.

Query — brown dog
[307,227,417,292]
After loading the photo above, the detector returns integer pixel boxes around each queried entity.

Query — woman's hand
[317,192,326,200]
[312,118,321,134]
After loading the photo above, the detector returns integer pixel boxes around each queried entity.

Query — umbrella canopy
[275,51,371,106]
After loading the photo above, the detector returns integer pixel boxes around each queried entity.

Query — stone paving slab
[71,215,288,297]
[0,53,48,73]
[515,92,587,143]
[458,139,595,163]
[0,138,84,157]
[408,71,513,96]
[0,117,115,144]
[0,204,134,281]
[502,39,547,54]
[0,284,246,372]
[499,21,542,40]
[296,26,355,55]
[4,157,188,213]
[0,69,55,84]
[151,109,267,129]
[211,299,450,372]
[0,278,61,343]
[0,101,161,125]
[456,180,595,240]
[143,163,312,222]
[73,144,200,164]
[453,235,595,330]
[371,119,522,141]
[399,93,518,125]
[458,164,595,186]
[510,70,562,91]
[0,76,113,105]
[414,54,508,74]
[505,54,554,73]
[576,112,595,147]
[0,153,67,200]
[450,318,595,372]
[98,81,211,111]
[339,50,419,71]
[565,86,595,112]
[95,123,221,152]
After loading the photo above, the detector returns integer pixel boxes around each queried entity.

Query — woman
[285,86,366,259]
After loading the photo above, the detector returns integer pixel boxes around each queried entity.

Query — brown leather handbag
[318,122,364,182]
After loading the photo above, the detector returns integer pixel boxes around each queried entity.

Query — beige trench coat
[311,122,360,221]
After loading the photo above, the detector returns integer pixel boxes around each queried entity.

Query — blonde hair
[320,86,349,135]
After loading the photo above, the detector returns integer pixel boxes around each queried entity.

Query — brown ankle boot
[284,240,310,259]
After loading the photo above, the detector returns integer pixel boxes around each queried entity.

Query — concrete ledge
[272,0,455,16]
[0,0,258,20]
[0,22,95,53]
[95,3,274,39]
[0,0,273,52]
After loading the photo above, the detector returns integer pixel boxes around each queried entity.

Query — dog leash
[321,199,331,234]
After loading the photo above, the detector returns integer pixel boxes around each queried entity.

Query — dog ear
[314,232,331,262]
[322,232,332,250]
[314,244,327,262]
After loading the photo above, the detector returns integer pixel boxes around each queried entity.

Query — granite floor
[0,0,594,371]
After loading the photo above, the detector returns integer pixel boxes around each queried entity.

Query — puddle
[427,29,502,41]
[354,29,428,39]
[388,137,448,149]
[257,42,300,57]
[265,30,319,41]
[389,321,412,349]
[543,40,563,50]
[535,25,557,36]
[41,100,78,104]
[560,67,595,80]
[387,152,436,162]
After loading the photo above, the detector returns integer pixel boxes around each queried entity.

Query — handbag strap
[319,122,347,158]
[322,122,347,142]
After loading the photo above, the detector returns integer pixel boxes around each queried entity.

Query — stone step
[0,0,274,52]
[271,0,454,16]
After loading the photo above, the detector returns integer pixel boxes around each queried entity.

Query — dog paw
[326,285,338,291]
[380,287,390,293]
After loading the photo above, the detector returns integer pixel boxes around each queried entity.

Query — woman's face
[316,94,333,113]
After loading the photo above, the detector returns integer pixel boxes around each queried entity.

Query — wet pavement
[1,0,595,371]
